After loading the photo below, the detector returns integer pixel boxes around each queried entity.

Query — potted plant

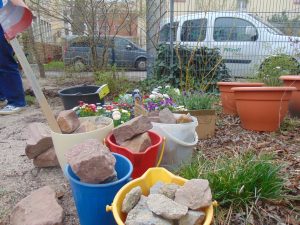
[280,75,300,117]
[232,87,296,132]
[217,82,264,115]
[173,92,218,139]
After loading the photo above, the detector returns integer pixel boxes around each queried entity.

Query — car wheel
[73,59,86,72]
[135,58,147,71]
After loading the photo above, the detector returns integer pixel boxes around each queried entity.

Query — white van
[159,11,300,78]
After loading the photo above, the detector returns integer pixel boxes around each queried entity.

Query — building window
[237,0,248,11]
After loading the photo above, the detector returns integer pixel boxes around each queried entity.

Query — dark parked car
[63,36,149,71]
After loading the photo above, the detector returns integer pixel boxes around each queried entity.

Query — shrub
[153,44,231,91]
[44,60,64,71]
[257,54,300,86]
[178,152,285,208]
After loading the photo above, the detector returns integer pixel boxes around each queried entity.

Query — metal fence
[24,0,300,84]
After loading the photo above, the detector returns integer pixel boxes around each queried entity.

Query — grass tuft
[178,152,285,208]
[25,95,36,105]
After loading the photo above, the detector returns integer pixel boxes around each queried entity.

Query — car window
[181,19,207,42]
[70,40,89,47]
[115,38,131,49]
[159,22,179,42]
[213,17,258,42]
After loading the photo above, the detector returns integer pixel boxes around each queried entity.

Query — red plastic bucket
[105,131,164,178]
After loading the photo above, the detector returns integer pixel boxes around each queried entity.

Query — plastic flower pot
[217,82,264,115]
[58,85,104,110]
[232,87,296,132]
[65,153,133,225]
[176,110,216,139]
[105,131,164,179]
[280,75,300,118]
[51,116,114,171]
[106,167,215,225]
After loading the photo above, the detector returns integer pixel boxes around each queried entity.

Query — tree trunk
[27,26,46,78]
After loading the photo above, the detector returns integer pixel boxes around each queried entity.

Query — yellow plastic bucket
[106,167,214,225]
[51,116,114,170]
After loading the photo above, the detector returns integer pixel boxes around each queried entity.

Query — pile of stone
[66,139,117,184]
[25,122,59,168]
[57,109,110,134]
[148,108,193,124]
[122,179,212,225]
[112,115,153,153]
[10,186,64,225]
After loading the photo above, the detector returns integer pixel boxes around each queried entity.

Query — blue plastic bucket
[65,153,133,225]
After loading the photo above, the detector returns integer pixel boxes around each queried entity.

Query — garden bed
[0,77,299,225]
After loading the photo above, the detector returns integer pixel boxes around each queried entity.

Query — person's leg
[0,71,26,107]
[0,25,26,114]
[0,72,8,107]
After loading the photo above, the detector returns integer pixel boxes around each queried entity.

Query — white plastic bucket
[151,114,198,171]
[51,116,114,170]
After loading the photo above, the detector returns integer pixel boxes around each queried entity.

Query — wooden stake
[10,38,61,133]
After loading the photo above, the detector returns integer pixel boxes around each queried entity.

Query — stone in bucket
[66,139,116,184]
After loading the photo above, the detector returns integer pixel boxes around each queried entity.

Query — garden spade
[0,0,61,133]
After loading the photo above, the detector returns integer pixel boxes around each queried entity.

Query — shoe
[0,99,7,108]
[0,105,25,115]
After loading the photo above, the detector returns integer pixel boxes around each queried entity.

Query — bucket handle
[161,128,198,147]
[156,137,166,167]
[106,205,112,212]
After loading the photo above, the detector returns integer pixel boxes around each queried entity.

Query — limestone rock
[175,179,212,210]
[112,116,153,144]
[66,139,116,183]
[125,196,172,225]
[147,194,188,220]
[33,147,59,168]
[148,111,159,117]
[122,186,142,213]
[179,210,206,225]
[25,123,53,159]
[159,183,180,200]
[121,133,152,153]
[57,110,80,133]
[10,186,64,225]
[159,108,177,124]
[149,181,164,194]
[74,120,97,133]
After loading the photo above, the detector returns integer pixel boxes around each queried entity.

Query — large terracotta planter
[175,110,216,139]
[232,87,296,132]
[280,75,300,118]
[217,82,264,115]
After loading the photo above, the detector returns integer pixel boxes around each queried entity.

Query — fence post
[170,0,174,79]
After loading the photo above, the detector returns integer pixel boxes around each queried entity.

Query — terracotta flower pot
[232,87,296,132]
[217,82,264,115]
[280,75,300,118]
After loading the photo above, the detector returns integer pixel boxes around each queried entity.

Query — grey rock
[112,115,153,144]
[147,194,188,220]
[175,179,212,210]
[150,181,164,194]
[179,210,206,225]
[122,186,142,213]
[10,186,64,225]
[125,196,173,225]
[121,133,152,153]
[159,183,180,200]
[66,139,116,183]
[159,108,177,124]
[148,116,161,123]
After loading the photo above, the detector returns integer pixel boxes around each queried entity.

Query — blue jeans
[0,26,26,107]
